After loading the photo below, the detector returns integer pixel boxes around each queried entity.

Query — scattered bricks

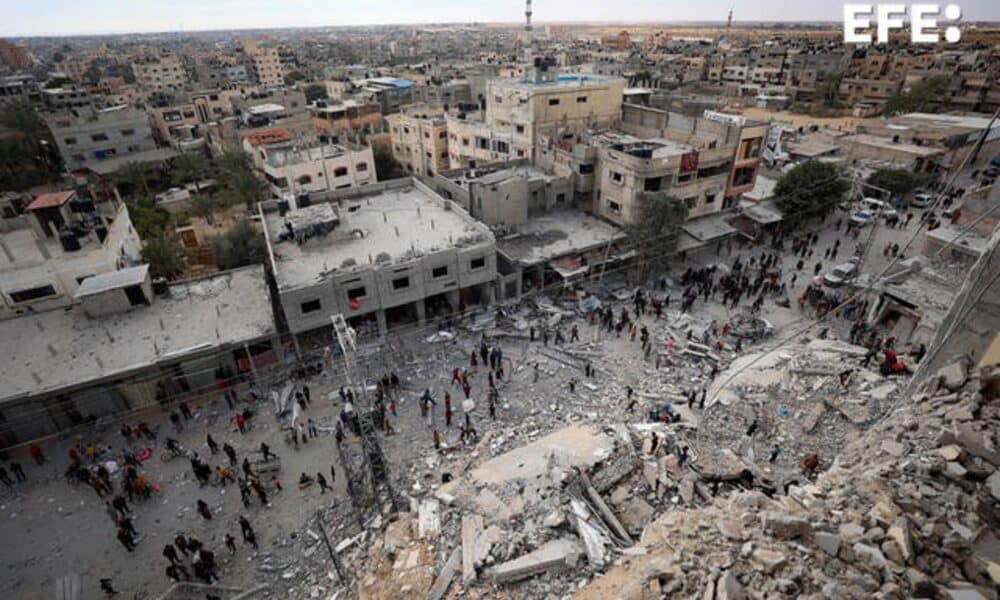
[762,512,812,540]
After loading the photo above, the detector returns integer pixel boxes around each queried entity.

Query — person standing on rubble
[746,418,759,437]
[444,392,453,427]
[769,446,782,463]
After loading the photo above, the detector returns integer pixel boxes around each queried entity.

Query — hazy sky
[3,0,999,36]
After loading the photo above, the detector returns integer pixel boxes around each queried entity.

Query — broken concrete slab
[751,548,787,574]
[488,538,582,584]
[570,498,612,568]
[814,532,841,557]
[418,498,441,539]
[461,514,483,585]
[427,547,461,600]
[936,361,968,391]
[470,425,614,484]
[986,470,1000,501]
[762,512,812,540]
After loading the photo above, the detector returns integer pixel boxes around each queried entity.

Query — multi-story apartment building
[0,40,32,71]
[309,99,384,139]
[40,87,93,110]
[147,90,239,149]
[0,75,37,105]
[247,46,284,88]
[0,194,142,320]
[56,57,90,83]
[409,79,473,107]
[243,131,376,197]
[132,53,188,93]
[386,105,449,177]
[448,66,625,169]
[262,178,496,340]
[47,105,173,175]
[586,107,767,226]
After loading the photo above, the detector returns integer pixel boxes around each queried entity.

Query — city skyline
[4,0,1000,37]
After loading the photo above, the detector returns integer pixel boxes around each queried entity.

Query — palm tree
[170,153,211,192]
[217,148,265,210]
[142,233,186,280]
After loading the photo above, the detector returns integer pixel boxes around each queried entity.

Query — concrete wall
[280,241,496,335]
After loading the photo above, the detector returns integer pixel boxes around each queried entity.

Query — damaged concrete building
[262,178,497,343]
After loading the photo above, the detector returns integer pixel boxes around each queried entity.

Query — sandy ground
[0,205,932,599]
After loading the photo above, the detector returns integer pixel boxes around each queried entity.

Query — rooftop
[25,191,75,211]
[265,180,493,291]
[842,133,945,157]
[496,210,625,266]
[0,266,275,403]
[499,74,622,90]
[245,128,291,147]
[84,147,179,175]
[448,164,558,188]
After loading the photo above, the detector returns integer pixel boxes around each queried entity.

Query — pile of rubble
[573,356,1000,599]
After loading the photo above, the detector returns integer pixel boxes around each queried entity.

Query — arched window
[297,175,312,185]
[334,167,348,177]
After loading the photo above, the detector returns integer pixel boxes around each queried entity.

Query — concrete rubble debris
[418,498,441,539]
[487,538,583,584]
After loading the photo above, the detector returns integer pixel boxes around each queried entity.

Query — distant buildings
[0,40,32,71]
[132,53,188,93]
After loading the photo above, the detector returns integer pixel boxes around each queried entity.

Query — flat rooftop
[496,210,625,266]
[499,74,622,90]
[843,134,945,157]
[447,164,558,188]
[0,266,275,403]
[265,181,493,291]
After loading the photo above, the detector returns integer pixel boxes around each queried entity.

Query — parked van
[860,197,898,218]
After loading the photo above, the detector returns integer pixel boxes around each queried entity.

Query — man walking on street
[239,516,259,550]
[317,472,331,493]
[222,443,236,466]
[163,543,180,565]
[260,442,274,461]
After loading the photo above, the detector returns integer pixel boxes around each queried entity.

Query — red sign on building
[680,151,700,174]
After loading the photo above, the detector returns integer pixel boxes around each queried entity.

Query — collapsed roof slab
[470,425,615,485]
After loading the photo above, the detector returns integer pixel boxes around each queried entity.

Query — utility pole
[314,510,347,584]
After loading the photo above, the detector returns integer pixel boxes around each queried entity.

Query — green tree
[0,100,59,186]
[170,152,212,191]
[882,76,949,116]
[866,168,927,198]
[303,83,328,103]
[774,161,850,222]
[626,192,689,278]
[189,193,217,225]
[217,148,265,210]
[142,233,186,280]
[372,143,404,181]
[116,161,157,198]
[212,219,267,270]
[127,196,172,239]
